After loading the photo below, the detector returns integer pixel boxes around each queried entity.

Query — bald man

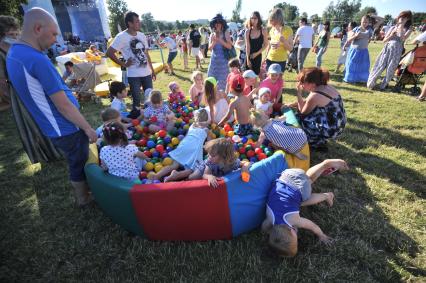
[6,8,96,207]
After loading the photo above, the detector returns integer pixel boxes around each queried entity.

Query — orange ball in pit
[158,130,167,138]
[132,119,140,126]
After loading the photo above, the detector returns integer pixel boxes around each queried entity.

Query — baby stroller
[286,45,298,72]
[393,44,426,95]
[71,62,101,102]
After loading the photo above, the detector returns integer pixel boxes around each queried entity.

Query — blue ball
[241,137,248,144]
[250,157,258,163]
[162,152,169,158]
[181,121,186,127]
[164,136,171,144]
[178,134,185,140]
[152,151,160,158]
[153,180,161,184]
[147,140,156,148]
[166,146,173,152]
[177,129,184,135]
[141,179,148,184]
[233,143,239,150]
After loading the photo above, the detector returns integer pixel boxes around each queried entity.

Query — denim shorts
[167,51,178,64]
[51,130,89,182]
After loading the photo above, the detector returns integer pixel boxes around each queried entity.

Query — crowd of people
[1,5,425,258]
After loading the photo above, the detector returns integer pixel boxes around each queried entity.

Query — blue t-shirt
[6,44,79,138]
[266,179,302,226]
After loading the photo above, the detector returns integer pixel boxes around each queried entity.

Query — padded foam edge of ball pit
[283,143,310,172]
[130,180,233,241]
[85,164,144,236]
[86,143,99,165]
[224,153,288,237]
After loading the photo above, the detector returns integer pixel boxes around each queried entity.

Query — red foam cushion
[130,180,232,241]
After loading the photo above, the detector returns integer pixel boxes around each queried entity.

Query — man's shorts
[191,47,200,57]
[167,51,177,64]
[51,130,89,182]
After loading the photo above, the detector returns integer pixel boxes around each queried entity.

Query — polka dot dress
[100,144,140,180]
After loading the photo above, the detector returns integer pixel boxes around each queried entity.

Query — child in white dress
[254,87,273,116]
[100,121,150,182]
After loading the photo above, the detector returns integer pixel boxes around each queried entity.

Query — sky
[125,0,425,22]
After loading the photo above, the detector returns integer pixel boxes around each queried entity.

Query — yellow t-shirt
[267,26,293,62]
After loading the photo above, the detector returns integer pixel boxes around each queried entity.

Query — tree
[383,14,393,25]
[106,0,128,37]
[300,12,308,20]
[413,12,426,25]
[274,2,299,24]
[310,14,320,23]
[354,6,377,22]
[0,0,27,21]
[322,0,361,24]
[231,0,242,23]
[140,13,156,32]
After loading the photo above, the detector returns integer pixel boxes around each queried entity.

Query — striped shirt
[263,120,307,154]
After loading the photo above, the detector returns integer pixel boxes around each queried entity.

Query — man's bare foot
[164,170,179,182]
[325,192,334,207]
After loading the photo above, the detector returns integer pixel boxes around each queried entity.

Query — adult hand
[124,58,133,68]
[85,128,98,143]
[296,81,304,93]
[151,73,156,81]
[246,59,252,68]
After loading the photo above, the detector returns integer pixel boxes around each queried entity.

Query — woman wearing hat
[264,8,293,73]
[207,14,233,92]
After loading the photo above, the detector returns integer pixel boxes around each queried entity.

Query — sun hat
[210,14,228,30]
[258,87,271,98]
[268,63,282,74]
[243,70,257,79]
[230,74,245,92]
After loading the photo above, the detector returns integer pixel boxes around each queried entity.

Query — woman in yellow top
[85,44,104,64]
[264,8,294,73]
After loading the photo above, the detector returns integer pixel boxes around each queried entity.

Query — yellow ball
[172,137,179,145]
[234,152,240,158]
[220,129,226,136]
[147,172,156,179]
[154,164,163,173]
[144,162,154,171]
[162,157,173,166]
[209,132,216,139]
[177,118,183,123]
[227,131,234,137]
[211,123,217,129]
[167,143,173,148]
[183,124,190,130]
[155,132,159,138]
[247,139,254,144]
[150,148,156,153]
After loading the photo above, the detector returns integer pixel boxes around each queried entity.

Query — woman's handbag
[222,30,237,59]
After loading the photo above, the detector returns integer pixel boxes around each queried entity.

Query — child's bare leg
[187,169,203,180]
[301,192,334,207]
[164,169,193,182]
[306,159,348,184]
[150,161,180,180]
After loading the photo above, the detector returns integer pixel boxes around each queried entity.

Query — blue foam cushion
[224,153,288,237]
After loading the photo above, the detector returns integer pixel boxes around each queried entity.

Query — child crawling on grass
[262,159,349,257]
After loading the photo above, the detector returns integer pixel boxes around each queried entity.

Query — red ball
[258,153,267,160]
[143,126,149,133]
[150,116,158,123]
[155,144,164,152]
[143,150,152,158]
[132,119,140,126]
[139,171,148,180]
[137,139,147,147]
[239,147,246,154]
[255,148,263,154]
[158,130,167,138]
[246,150,255,158]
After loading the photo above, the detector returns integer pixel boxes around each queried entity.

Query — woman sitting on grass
[287,67,346,152]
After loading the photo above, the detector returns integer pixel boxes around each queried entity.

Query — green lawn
[0,38,425,282]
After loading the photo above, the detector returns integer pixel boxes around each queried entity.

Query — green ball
[246,145,253,151]
[238,142,244,148]
[157,139,164,145]
[133,133,141,140]
[266,151,273,157]
[240,154,247,160]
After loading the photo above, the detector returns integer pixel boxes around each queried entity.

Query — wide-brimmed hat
[210,14,228,30]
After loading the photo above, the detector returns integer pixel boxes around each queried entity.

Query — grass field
[1,38,425,282]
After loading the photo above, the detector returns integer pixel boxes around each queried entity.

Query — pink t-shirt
[259,78,284,102]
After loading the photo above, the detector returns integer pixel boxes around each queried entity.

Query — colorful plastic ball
[154,164,163,173]
[137,139,147,147]
[162,152,169,158]
[156,139,164,145]
[258,153,267,160]
[246,150,255,158]
[152,151,160,158]
[152,180,161,184]
[241,136,248,144]
[183,124,190,130]
[233,143,239,150]
[147,140,155,148]
[132,119,140,126]
[266,151,273,157]
[166,146,173,152]
[177,128,184,135]
[147,171,156,179]
[240,154,247,160]
[227,131,234,137]
[171,137,179,145]
[246,145,253,151]
[139,171,148,180]
[150,116,157,123]
[178,134,185,141]
[232,135,241,143]
[224,124,232,132]
[133,133,141,140]
[143,150,152,158]
[158,130,167,138]
[219,128,226,136]
[239,147,246,154]
[144,162,154,171]
[162,157,173,166]
[155,144,164,152]
[237,142,244,148]
[255,148,263,155]
[164,136,171,144]
[249,157,258,163]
